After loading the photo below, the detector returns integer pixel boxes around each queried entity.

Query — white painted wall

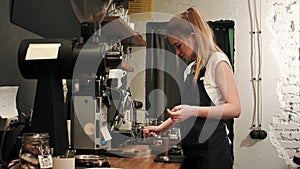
[127,0,299,168]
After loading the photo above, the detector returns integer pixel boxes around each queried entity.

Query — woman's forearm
[195,103,240,119]
[158,117,175,133]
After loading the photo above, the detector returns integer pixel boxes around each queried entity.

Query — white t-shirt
[184,52,232,106]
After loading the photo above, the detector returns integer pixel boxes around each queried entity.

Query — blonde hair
[166,7,223,83]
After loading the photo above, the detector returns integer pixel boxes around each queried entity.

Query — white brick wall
[267,0,300,167]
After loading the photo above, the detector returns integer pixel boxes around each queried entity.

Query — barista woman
[144,7,241,169]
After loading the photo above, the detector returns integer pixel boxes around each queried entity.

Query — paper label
[26,43,61,60]
[38,155,53,168]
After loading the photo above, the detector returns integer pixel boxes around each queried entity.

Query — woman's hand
[143,126,161,137]
[144,118,176,137]
[167,105,198,122]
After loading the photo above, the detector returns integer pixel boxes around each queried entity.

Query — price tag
[38,155,53,168]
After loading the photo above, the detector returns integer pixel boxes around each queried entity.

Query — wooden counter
[107,156,181,169]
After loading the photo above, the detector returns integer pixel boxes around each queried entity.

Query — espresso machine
[69,0,145,153]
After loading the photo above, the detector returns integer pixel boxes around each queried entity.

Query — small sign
[0,86,18,119]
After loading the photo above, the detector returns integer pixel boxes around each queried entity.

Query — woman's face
[168,33,196,61]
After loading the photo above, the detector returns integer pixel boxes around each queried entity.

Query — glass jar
[19,133,53,169]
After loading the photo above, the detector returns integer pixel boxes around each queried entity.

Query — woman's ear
[190,32,196,39]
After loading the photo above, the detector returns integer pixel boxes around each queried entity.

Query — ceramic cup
[52,155,75,169]
[108,69,127,88]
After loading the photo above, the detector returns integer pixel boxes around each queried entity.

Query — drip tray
[154,155,184,163]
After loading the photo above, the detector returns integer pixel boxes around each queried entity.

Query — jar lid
[21,133,49,141]
[75,155,107,167]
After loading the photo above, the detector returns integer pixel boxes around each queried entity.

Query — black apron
[180,68,232,169]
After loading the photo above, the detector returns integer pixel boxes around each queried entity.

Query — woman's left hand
[167,105,198,122]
